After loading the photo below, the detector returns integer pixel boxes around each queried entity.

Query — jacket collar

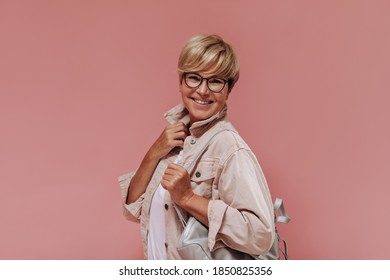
[164,103,228,137]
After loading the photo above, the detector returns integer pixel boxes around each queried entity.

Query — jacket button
[164,204,169,210]
[195,172,201,178]
[190,139,196,144]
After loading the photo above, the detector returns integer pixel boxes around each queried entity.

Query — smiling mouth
[192,98,213,105]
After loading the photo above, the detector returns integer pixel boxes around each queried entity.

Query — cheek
[179,83,188,95]
[215,95,228,107]
[180,85,196,99]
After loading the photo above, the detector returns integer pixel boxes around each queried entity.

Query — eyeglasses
[183,72,228,93]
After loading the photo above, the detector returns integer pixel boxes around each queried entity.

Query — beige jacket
[118,103,275,259]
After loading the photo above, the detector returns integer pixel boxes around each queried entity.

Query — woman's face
[180,72,229,125]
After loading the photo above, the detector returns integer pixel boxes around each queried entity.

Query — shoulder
[206,120,252,162]
[216,120,250,148]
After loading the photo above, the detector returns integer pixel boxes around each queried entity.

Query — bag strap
[273,198,291,259]
[174,204,188,227]
[274,198,291,224]
[173,129,237,227]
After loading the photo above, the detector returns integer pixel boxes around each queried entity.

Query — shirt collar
[164,103,228,137]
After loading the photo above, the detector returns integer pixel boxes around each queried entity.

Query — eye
[187,74,201,82]
[209,78,224,85]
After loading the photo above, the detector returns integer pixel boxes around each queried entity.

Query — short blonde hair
[178,34,240,93]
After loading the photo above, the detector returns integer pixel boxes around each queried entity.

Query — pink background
[1,0,389,259]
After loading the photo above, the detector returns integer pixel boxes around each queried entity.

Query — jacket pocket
[190,158,218,199]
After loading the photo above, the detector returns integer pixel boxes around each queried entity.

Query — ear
[179,76,183,92]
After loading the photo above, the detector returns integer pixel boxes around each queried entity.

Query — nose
[196,79,210,96]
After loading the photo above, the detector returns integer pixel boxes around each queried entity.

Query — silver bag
[174,198,290,260]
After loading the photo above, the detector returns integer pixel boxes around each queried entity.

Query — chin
[189,111,212,123]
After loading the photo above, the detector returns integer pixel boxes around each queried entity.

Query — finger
[164,164,184,175]
[161,177,174,189]
[160,179,169,190]
[166,163,188,176]
[172,139,184,148]
[165,124,182,136]
[168,163,187,172]
[165,130,187,145]
[161,174,178,186]
[172,122,189,134]
[166,163,182,170]
[173,131,188,141]
[163,168,177,176]
[161,174,175,182]
[166,123,182,131]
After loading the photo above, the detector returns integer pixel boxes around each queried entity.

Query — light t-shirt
[147,150,183,259]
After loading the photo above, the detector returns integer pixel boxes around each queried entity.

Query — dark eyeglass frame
[183,72,228,93]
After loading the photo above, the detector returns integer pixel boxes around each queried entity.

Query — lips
[192,98,213,105]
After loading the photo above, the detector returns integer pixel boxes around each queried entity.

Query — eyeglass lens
[184,73,226,92]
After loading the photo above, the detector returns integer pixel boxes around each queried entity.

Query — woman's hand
[148,122,189,161]
[126,122,188,204]
[161,163,194,206]
[161,163,210,226]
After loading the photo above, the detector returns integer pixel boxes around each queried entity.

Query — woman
[119,34,275,259]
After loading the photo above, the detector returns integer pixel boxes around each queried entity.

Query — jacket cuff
[207,199,228,251]
[118,171,143,222]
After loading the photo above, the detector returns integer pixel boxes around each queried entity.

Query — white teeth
[194,99,210,105]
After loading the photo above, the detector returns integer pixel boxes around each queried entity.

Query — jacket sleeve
[118,171,145,223]
[207,148,275,255]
